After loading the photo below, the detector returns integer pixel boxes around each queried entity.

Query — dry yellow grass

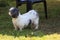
[0,33,60,40]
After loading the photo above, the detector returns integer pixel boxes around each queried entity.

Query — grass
[0,0,60,40]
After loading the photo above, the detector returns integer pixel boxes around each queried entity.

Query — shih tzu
[9,7,39,31]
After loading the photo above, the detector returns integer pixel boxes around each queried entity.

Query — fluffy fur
[9,7,39,31]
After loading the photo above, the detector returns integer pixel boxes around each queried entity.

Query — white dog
[9,7,39,31]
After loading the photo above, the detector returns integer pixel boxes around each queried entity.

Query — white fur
[9,7,39,31]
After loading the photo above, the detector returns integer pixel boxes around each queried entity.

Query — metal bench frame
[16,0,48,19]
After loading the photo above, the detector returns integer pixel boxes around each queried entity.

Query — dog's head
[9,7,19,18]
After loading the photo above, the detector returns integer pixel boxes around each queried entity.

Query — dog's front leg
[13,24,18,30]
[19,26,23,31]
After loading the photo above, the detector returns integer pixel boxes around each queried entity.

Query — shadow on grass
[0,27,45,37]
[0,18,60,38]
[40,18,60,34]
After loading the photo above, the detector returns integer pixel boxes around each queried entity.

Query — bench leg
[44,1,48,19]
[26,2,32,12]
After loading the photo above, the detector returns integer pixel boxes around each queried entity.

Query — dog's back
[22,10,39,19]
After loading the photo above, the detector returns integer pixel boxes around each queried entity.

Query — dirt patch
[40,18,60,34]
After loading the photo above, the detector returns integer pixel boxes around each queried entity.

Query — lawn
[0,0,60,40]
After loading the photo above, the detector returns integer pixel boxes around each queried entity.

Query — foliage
[0,0,9,7]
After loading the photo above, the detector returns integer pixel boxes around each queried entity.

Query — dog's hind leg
[33,18,39,30]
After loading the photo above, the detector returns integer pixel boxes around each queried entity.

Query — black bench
[16,0,48,19]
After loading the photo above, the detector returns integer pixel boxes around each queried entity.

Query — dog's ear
[11,8,19,18]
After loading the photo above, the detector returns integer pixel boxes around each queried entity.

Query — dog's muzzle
[9,12,12,16]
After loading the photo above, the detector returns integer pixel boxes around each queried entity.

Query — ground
[0,0,60,40]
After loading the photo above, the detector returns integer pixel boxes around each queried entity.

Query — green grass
[0,0,60,40]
